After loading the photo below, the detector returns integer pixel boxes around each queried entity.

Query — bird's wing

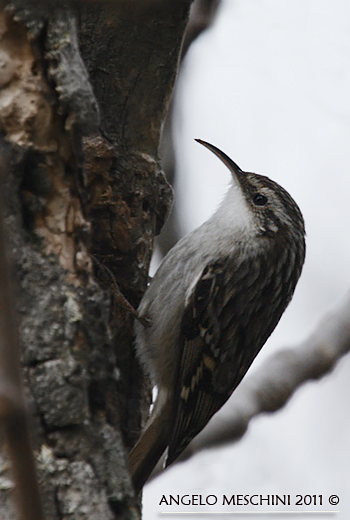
[166,255,263,466]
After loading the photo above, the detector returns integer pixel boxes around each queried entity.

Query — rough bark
[0,1,191,518]
[0,145,45,520]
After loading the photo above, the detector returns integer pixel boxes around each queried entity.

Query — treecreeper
[130,140,306,494]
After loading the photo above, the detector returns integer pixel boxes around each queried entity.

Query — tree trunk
[0,1,191,518]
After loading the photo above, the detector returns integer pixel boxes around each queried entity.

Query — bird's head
[196,139,305,243]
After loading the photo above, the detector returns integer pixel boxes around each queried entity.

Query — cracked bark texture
[0,1,191,518]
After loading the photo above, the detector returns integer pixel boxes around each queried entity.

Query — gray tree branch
[158,0,222,256]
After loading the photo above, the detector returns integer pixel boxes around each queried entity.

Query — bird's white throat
[214,181,256,235]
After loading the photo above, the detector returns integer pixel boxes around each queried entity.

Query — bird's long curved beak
[195,139,245,184]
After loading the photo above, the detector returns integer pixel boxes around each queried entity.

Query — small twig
[158,0,222,257]
[149,293,350,482]
[0,142,45,520]
[92,255,151,327]
[182,0,221,58]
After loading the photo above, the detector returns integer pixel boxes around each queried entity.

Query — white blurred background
[144,1,350,517]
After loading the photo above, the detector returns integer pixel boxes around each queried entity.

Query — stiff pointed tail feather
[129,395,172,494]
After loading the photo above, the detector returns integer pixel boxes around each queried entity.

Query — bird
[129,139,306,494]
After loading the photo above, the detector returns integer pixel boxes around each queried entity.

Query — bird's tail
[129,390,172,494]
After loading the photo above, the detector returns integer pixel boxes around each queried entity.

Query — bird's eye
[253,193,268,206]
